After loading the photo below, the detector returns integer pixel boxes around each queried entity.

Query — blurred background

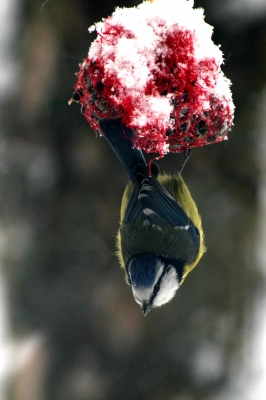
[0,0,266,399]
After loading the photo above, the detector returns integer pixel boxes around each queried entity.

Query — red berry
[73,0,234,158]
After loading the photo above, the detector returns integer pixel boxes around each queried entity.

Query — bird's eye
[153,280,161,296]
[195,227,199,237]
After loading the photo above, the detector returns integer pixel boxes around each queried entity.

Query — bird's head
[126,254,184,315]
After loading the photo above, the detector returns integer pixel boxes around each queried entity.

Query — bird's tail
[99,118,147,183]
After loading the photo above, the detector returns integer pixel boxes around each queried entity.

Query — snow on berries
[71,0,234,158]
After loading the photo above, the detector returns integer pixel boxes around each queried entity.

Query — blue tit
[99,119,205,315]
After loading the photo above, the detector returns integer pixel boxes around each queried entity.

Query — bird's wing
[138,177,189,228]
[123,183,144,223]
[99,118,147,183]
[135,164,200,247]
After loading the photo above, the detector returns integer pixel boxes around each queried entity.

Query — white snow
[87,0,234,151]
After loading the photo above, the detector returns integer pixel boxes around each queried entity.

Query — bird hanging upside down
[99,118,205,315]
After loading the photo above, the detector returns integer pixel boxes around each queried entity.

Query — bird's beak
[142,303,151,316]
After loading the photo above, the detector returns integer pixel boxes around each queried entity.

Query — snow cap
[74,0,234,157]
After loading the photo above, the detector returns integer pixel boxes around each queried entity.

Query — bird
[99,118,205,315]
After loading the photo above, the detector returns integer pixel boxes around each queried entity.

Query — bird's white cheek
[153,270,179,307]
